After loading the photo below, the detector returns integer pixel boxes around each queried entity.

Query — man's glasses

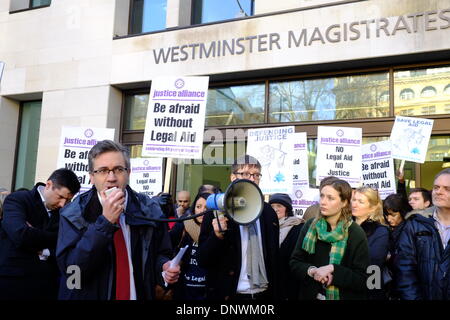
[234,172,262,179]
[92,166,128,177]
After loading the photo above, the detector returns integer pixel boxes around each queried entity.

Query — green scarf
[302,217,350,300]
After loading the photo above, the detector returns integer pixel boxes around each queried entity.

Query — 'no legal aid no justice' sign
[142,76,209,159]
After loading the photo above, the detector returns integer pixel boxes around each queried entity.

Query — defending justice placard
[246,126,295,194]
[316,126,362,188]
[57,126,115,194]
[129,158,163,198]
[142,76,209,159]
[361,140,396,200]
[390,116,434,163]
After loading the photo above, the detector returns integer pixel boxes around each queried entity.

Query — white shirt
[236,219,266,294]
[37,185,51,260]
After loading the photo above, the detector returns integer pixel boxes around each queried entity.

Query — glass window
[444,84,450,94]
[399,88,415,100]
[31,0,51,7]
[394,65,450,116]
[192,0,254,24]
[14,101,42,190]
[421,86,437,98]
[269,72,389,122]
[205,84,265,126]
[123,93,149,130]
[421,135,450,190]
[130,0,167,34]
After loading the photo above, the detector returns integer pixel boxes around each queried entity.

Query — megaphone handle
[214,210,225,234]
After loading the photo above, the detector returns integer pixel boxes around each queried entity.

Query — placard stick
[163,158,173,193]
[399,159,405,174]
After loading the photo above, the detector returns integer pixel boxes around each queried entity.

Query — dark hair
[231,155,261,173]
[383,193,410,219]
[319,178,352,221]
[319,176,340,189]
[197,184,221,194]
[190,192,211,218]
[48,168,80,195]
[409,187,432,206]
[88,140,130,173]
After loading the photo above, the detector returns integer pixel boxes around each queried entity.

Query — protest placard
[292,132,310,190]
[361,140,396,199]
[390,116,434,163]
[291,188,319,218]
[129,158,163,197]
[316,126,362,187]
[57,126,115,193]
[0,61,5,83]
[142,76,209,159]
[247,126,295,194]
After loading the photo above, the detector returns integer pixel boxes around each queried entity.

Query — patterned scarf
[302,217,350,300]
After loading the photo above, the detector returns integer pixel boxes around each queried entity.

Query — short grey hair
[434,168,450,182]
[88,140,130,173]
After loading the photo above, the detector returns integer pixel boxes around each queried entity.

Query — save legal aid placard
[57,126,115,193]
[361,140,396,200]
[316,126,362,188]
[390,116,434,163]
[142,76,209,159]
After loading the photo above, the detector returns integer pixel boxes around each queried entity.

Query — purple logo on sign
[295,190,303,199]
[84,129,94,138]
[336,129,344,137]
[144,160,149,166]
[370,144,377,152]
[174,78,185,89]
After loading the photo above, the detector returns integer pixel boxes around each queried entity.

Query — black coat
[198,203,280,300]
[0,183,60,300]
[279,222,303,300]
[394,207,450,300]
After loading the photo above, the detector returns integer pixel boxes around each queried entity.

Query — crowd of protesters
[0,140,449,300]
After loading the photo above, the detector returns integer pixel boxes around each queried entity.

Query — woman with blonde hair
[290,178,369,300]
[351,186,390,299]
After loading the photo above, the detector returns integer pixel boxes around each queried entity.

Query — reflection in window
[269,73,389,122]
[31,0,51,7]
[124,94,149,130]
[192,0,254,24]
[379,91,389,103]
[206,84,265,126]
[394,65,450,116]
[130,0,167,34]
[444,84,450,94]
[421,86,437,98]
[400,88,414,100]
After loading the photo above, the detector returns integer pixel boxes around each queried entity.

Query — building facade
[0,0,449,196]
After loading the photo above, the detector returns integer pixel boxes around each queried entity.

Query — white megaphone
[206,179,264,225]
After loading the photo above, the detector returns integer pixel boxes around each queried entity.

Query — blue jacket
[394,207,450,300]
[56,185,172,300]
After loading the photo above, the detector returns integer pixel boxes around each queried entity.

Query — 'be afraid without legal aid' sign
[142,76,209,159]
[57,126,115,193]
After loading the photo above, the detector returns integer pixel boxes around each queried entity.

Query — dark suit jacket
[0,183,60,300]
[198,203,279,300]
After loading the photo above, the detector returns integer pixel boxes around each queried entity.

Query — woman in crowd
[269,193,303,300]
[290,179,369,300]
[351,186,390,299]
[382,193,411,299]
[169,192,210,300]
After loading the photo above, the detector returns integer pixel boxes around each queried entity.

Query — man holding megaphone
[198,155,280,300]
